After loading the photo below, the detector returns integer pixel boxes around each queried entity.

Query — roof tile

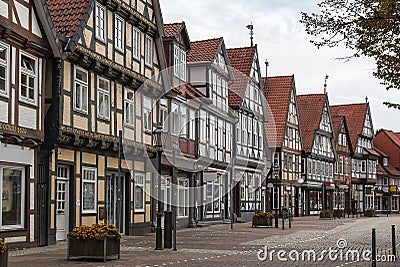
[46,0,90,37]
[187,37,222,63]
[227,46,256,107]
[262,75,294,148]
[330,103,368,151]
[297,94,327,151]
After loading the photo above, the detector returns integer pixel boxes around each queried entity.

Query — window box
[67,237,120,262]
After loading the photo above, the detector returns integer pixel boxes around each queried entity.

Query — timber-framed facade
[0,0,60,247]
[43,0,166,244]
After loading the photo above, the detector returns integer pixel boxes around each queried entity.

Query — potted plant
[67,223,121,262]
[0,237,8,267]
[319,210,333,219]
[365,208,376,217]
[252,212,274,227]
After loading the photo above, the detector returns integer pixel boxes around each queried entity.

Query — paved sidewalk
[8,215,400,266]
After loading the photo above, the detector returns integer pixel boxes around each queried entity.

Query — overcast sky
[160,0,400,132]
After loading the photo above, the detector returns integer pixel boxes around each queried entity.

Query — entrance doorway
[56,166,69,241]
[105,173,124,233]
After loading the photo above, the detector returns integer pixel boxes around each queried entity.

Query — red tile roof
[382,130,400,147]
[330,103,368,152]
[331,116,344,144]
[227,46,256,107]
[365,148,381,157]
[262,75,294,148]
[377,163,400,177]
[187,37,222,63]
[164,23,183,38]
[297,94,327,151]
[46,0,91,37]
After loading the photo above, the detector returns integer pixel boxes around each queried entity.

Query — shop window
[1,167,24,229]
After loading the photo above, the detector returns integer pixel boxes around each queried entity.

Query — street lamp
[154,122,167,250]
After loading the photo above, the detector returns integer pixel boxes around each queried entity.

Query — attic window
[383,157,388,166]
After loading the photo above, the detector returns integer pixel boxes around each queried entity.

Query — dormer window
[383,157,388,166]
[173,44,186,81]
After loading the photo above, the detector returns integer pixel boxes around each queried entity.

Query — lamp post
[154,122,166,250]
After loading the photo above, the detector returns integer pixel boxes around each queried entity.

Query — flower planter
[0,249,8,267]
[252,217,273,227]
[67,237,120,262]
[364,211,376,217]
[319,211,333,219]
[333,210,344,218]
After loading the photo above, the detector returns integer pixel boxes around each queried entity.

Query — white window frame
[19,51,38,105]
[82,167,97,214]
[73,67,89,113]
[97,76,110,120]
[0,42,9,97]
[145,35,153,67]
[132,27,141,60]
[134,173,145,212]
[95,2,107,42]
[189,109,196,140]
[124,89,135,127]
[0,165,25,230]
[143,96,152,132]
[114,15,124,52]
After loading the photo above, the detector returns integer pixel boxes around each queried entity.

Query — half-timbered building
[298,94,336,215]
[227,46,268,221]
[371,129,400,212]
[263,75,303,217]
[0,0,59,247]
[43,0,166,244]
[159,22,203,228]
[331,115,352,213]
[187,37,235,221]
[331,102,378,213]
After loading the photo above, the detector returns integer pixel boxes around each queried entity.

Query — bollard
[282,212,285,230]
[372,228,376,267]
[164,211,172,249]
[392,225,396,260]
[155,213,163,250]
[275,214,278,228]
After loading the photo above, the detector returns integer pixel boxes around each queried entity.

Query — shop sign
[390,185,397,193]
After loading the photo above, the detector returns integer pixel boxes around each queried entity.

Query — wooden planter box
[364,211,376,217]
[67,237,120,262]
[333,210,344,218]
[0,250,8,267]
[252,217,273,227]
[320,212,333,219]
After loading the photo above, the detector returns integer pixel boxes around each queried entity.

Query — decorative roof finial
[323,74,329,94]
[246,23,254,47]
[365,95,369,103]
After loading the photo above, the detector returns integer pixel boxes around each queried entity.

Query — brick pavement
[8,215,400,266]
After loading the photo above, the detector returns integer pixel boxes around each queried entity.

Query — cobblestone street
[9,215,400,266]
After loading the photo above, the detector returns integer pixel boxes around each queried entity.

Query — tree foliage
[300,0,400,109]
